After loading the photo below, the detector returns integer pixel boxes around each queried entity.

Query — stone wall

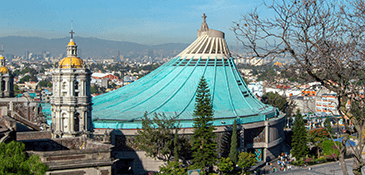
[17,131,52,141]
[46,166,111,175]
[28,139,113,175]
[265,141,282,161]
[114,151,165,174]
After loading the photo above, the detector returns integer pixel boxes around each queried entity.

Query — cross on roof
[0,43,3,55]
[202,13,207,23]
[70,30,75,39]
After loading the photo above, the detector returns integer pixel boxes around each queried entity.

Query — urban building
[0,46,14,98]
[315,93,338,115]
[90,14,285,172]
[50,31,93,138]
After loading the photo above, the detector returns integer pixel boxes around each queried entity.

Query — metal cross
[0,43,3,55]
[70,20,75,39]
[70,30,75,39]
[202,13,207,23]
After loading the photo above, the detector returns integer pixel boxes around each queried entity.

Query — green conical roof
[92,17,278,129]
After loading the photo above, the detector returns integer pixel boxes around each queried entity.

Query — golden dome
[0,67,8,74]
[59,57,84,68]
[68,41,76,46]
[0,56,4,60]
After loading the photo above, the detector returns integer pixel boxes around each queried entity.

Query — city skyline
[0,0,266,45]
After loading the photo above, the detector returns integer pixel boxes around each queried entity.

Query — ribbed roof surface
[92,16,277,128]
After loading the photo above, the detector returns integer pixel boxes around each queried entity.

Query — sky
[0,0,266,46]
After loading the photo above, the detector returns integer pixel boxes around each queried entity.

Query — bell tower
[50,29,92,138]
[0,44,14,98]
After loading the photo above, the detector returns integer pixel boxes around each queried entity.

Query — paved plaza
[267,159,365,175]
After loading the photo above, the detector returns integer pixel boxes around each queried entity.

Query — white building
[50,30,92,138]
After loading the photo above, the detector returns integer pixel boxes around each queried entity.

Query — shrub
[322,140,340,157]
[316,157,327,163]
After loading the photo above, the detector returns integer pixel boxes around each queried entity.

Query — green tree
[0,141,48,174]
[237,152,256,175]
[47,82,52,88]
[191,76,217,173]
[14,84,21,95]
[19,75,31,83]
[261,92,290,113]
[228,120,238,165]
[324,117,333,137]
[217,157,234,175]
[174,128,179,162]
[291,110,309,159]
[158,161,186,175]
[232,0,365,173]
[90,85,98,94]
[135,113,189,162]
[37,80,51,88]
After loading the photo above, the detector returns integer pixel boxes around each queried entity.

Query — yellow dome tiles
[59,57,84,68]
[0,67,8,74]
[68,41,76,46]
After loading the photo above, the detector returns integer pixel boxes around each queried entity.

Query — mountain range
[0,36,189,59]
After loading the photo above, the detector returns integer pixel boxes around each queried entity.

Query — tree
[262,92,296,128]
[19,75,31,83]
[0,141,48,174]
[158,161,186,175]
[309,128,329,158]
[261,92,287,113]
[324,117,333,136]
[291,110,309,160]
[228,120,238,165]
[47,82,52,88]
[38,80,51,88]
[261,92,296,115]
[232,0,365,173]
[237,152,256,175]
[191,76,217,173]
[217,157,234,175]
[90,85,98,94]
[135,113,179,161]
[174,128,179,162]
[14,84,21,95]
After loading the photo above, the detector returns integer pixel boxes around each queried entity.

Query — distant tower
[50,29,92,138]
[114,51,120,62]
[0,44,14,98]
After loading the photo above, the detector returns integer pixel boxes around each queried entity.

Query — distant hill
[0,36,189,59]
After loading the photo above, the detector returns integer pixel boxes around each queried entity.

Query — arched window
[74,113,80,132]
[75,81,79,90]
[1,80,5,91]
[62,113,68,131]
[62,82,67,90]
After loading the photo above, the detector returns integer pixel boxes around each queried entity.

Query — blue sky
[0,0,265,45]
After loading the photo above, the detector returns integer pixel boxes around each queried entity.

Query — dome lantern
[59,29,84,69]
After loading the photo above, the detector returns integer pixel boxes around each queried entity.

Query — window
[75,81,79,90]
[62,82,67,90]
[1,80,5,91]
[74,113,80,132]
[62,113,68,130]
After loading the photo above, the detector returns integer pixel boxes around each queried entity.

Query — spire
[200,13,209,32]
[0,43,3,56]
[70,20,75,39]
[67,22,77,57]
